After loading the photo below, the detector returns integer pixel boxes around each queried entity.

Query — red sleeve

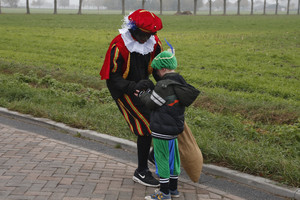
[99,44,113,80]
[100,35,129,80]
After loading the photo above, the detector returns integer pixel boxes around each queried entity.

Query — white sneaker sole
[145,195,171,200]
[132,176,160,188]
[145,190,171,200]
[171,194,180,198]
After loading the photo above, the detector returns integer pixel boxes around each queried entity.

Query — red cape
[100,34,161,80]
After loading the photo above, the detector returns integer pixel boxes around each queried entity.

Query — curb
[0,107,299,200]
[203,164,299,199]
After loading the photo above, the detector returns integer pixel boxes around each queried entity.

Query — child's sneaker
[170,189,180,198]
[145,190,171,200]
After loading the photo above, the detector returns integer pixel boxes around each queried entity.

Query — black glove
[146,80,155,90]
[134,79,154,91]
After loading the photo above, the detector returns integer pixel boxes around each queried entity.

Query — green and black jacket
[139,73,200,140]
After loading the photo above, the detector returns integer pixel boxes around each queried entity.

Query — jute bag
[178,122,203,183]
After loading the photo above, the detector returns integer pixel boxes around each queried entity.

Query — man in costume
[99,9,163,187]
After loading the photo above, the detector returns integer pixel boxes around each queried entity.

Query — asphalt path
[0,113,286,200]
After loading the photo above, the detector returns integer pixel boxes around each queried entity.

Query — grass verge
[0,14,299,187]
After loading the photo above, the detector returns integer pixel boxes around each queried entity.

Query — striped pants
[116,94,151,136]
[116,94,152,171]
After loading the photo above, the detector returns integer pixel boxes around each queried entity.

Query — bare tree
[250,0,254,14]
[237,0,241,15]
[298,0,300,14]
[78,0,82,14]
[209,0,212,15]
[287,0,290,14]
[60,0,68,7]
[122,0,124,15]
[54,0,57,14]
[0,0,2,14]
[32,0,45,8]
[142,0,145,9]
[160,0,162,15]
[177,0,181,14]
[194,0,197,15]
[3,0,19,7]
[263,0,266,14]
[275,0,278,14]
[194,0,203,15]
[26,0,30,14]
[223,0,226,15]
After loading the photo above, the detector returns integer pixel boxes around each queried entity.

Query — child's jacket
[139,73,200,140]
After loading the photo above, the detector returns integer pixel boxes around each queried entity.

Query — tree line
[0,0,299,15]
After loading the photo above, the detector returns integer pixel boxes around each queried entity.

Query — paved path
[0,123,244,200]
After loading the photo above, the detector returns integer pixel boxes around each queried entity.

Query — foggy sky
[15,0,300,9]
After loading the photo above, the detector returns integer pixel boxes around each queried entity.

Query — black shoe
[132,169,159,187]
[148,148,155,166]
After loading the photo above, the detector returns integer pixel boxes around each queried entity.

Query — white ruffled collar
[119,28,156,55]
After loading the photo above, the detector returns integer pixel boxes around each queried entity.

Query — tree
[59,0,69,8]
[142,0,145,9]
[54,0,57,14]
[287,0,290,14]
[275,0,278,14]
[26,0,30,14]
[89,0,102,11]
[209,0,212,15]
[160,0,162,15]
[31,0,45,7]
[237,0,241,15]
[250,0,253,14]
[78,0,82,14]
[213,0,223,11]
[177,0,181,13]
[0,0,2,14]
[240,0,249,9]
[263,0,266,14]
[122,0,124,15]
[223,0,227,15]
[3,0,19,7]
[298,0,300,14]
[194,0,197,15]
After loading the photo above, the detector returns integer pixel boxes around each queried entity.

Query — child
[135,51,200,200]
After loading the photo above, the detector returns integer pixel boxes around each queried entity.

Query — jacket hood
[160,73,200,107]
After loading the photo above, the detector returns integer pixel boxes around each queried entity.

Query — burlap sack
[178,122,203,183]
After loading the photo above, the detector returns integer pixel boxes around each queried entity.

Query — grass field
[0,14,299,187]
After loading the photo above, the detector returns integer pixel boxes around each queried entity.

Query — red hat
[128,9,163,33]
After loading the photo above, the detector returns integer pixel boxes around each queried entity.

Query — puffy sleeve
[106,46,136,94]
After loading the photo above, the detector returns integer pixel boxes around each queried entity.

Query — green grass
[0,14,299,187]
